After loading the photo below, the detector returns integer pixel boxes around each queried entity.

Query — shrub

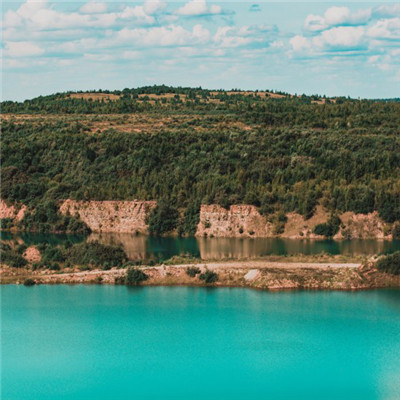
[180,201,201,236]
[147,201,179,235]
[376,252,400,275]
[272,211,287,235]
[186,266,201,277]
[23,278,36,286]
[125,267,149,285]
[15,244,28,254]
[43,246,65,263]
[313,215,341,238]
[392,222,400,240]
[65,241,125,267]
[48,262,60,271]
[0,218,14,230]
[2,251,27,268]
[199,270,218,284]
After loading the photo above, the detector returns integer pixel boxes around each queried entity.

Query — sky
[1,1,400,100]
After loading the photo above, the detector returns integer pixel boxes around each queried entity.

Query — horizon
[2,1,400,101]
[3,85,400,103]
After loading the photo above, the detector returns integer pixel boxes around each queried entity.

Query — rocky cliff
[1,198,394,239]
[196,204,273,237]
[59,200,156,233]
[0,199,26,221]
[334,211,391,240]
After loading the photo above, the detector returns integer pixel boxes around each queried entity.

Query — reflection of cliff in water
[3,232,400,261]
[88,233,148,260]
[88,233,400,261]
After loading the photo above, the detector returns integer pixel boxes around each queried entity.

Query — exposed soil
[2,261,399,291]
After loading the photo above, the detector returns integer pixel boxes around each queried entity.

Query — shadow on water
[378,289,400,311]
[0,231,86,246]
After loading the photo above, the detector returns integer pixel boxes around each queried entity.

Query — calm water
[2,286,400,400]
[3,232,400,261]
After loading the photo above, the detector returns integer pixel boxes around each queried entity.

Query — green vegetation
[2,86,400,234]
[179,201,201,236]
[23,278,36,286]
[64,242,126,268]
[313,215,342,238]
[147,201,179,236]
[1,241,126,270]
[392,223,400,240]
[20,202,90,233]
[199,270,218,284]
[125,267,149,285]
[186,266,201,277]
[1,243,28,268]
[376,252,400,275]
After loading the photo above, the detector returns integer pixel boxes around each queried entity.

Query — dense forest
[1,86,400,234]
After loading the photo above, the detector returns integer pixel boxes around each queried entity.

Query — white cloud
[290,35,310,52]
[374,4,400,18]
[122,50,141,59]
[304,15,327,32]
[4,41,45,57]
[367,18,400,40]
[177,0,222,16]
[79,2,108,14]
[316,26,365,49]
[119,6,155,25]
[213,25,277,48]
[304,7,371,32]
[114,24,210,47]
[143,0,166,15]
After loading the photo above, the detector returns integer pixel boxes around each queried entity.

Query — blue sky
[1,1,399,100]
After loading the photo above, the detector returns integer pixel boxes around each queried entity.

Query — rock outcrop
[23,246,41,263]
[196,204,273,237]
[0,199,26,221]
[59,200,156,233]
[1,198,394,239]
[334,211,390,240]
[282,205,329,239]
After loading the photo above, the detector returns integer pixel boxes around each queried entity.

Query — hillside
[1,86,400,237]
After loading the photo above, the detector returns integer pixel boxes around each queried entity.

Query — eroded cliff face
[334,211,391,240]
[0,200,26,221]
[282,205,329,239]
[59,200,156,233]
[0,198,394,239]
[196,204,392,239]
[283,208,391,240]
[196,205,273,237]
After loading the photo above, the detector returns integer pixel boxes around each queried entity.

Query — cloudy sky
[1,1,399,100]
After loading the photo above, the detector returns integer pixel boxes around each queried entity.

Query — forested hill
[1,86,400,233]
[2,86,400,128]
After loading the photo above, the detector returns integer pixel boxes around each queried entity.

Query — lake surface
[3,232,400,261]
[2,286,400,400]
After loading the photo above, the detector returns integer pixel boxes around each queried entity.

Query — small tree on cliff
[147,200,179,235]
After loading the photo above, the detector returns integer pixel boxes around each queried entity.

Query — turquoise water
[3,231,400,261]
[2,286,400,400]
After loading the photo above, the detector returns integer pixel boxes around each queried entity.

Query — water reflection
[91,233,400,261]
[3,231,400,261]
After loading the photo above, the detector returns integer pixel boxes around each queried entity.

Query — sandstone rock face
[282,205,328,239]
[196,204,273,237]
[23,246,41,263]
[59,200,156,233]
[0,199,26,221]
[1,198,393,239]
[334,211,390,240]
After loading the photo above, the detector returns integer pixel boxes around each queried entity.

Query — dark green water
[2,232,400,261]
[2,286,400,400]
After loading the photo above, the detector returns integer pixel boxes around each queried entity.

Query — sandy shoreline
[2,260,399,291]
